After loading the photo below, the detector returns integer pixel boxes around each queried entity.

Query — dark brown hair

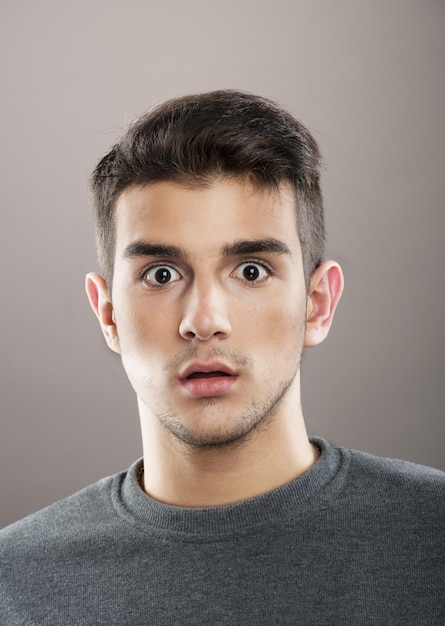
[90,90,325,289]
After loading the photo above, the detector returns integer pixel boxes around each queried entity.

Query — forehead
[114,177,300,255]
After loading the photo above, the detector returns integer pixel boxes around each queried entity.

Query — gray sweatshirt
[1,438,444,625]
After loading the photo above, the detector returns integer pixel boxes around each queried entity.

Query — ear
[304,261,344,347]
[85,272,120,354]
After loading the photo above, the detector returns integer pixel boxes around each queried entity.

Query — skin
[86,177,343,507]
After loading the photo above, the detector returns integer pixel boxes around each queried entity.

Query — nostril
[179,306,232,341]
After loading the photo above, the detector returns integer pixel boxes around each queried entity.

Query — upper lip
[179,361,238,380]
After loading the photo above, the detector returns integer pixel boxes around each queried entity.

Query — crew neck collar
[113,437,345,538]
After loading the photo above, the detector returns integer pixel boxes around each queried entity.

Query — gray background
[1,0,444,529]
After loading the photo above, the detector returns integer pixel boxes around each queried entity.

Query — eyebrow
[122,238,291,260]
[123,242,184,259]
[221,239,291,257]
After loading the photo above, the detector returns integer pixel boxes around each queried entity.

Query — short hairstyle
[90,89,325,289]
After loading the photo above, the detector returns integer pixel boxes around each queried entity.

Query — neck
[138,388,318,508]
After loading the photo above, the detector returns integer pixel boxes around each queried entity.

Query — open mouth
[187,371,231,379]
[180,365,237,396]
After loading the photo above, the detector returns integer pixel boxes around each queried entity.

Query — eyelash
[232,260,273,284]
[139,259,273,288]
[140,264,181,288]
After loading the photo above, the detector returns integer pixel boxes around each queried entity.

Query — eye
[142,265,181,286]
[233,262,270,283]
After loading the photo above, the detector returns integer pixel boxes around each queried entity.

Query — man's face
[108,177,309,447]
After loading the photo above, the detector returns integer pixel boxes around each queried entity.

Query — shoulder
[344,446,445,489]
[0,468,134,622]
[0,470,124,551]
[335,445,445,520]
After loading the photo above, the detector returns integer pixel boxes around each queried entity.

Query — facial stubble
[153,341,304,450]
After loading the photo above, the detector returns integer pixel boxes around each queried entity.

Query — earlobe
[85,273,121,354]
[304,261,344,348]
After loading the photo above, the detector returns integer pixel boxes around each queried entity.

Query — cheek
[265,298,306,332]
[115,303,179,369]
[245,303,306,361]
[114,297,161,342]
[114,314,156,379]
[118,335,163,396]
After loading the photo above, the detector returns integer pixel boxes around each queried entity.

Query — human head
[90,89,325,290]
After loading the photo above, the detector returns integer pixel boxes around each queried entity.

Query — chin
[163,408,272,450]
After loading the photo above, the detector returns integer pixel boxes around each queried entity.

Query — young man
[1,90,443,624]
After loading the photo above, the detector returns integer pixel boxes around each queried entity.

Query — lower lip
[180,376,238,397]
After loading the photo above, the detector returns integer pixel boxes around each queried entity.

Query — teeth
[188,371,229,379]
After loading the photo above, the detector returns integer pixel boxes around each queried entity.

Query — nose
[179,279,232,341]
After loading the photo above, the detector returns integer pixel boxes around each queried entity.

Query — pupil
[155,268,171,284]
[244,265,259,281]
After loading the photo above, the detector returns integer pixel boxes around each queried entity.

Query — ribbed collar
[112,437,346,538]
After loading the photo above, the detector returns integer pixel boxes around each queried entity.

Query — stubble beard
[155,360,301,450]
